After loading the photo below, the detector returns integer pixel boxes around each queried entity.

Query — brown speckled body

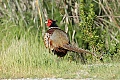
[44,28,69,57]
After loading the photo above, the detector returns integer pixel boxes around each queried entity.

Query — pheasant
[44,19,97,57]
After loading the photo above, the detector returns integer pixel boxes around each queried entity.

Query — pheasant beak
[45,21,48,23]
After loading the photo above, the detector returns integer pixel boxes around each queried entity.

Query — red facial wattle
[46,19,53,27]
[47,22,52,27]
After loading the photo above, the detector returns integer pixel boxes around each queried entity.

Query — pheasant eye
[48,20,52,23]
[46,19,53,27]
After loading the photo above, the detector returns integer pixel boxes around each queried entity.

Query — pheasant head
[45,19,58,28]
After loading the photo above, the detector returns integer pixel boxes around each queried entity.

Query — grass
[0,24,120,79]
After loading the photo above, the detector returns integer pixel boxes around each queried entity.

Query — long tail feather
[63,44,97,57]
